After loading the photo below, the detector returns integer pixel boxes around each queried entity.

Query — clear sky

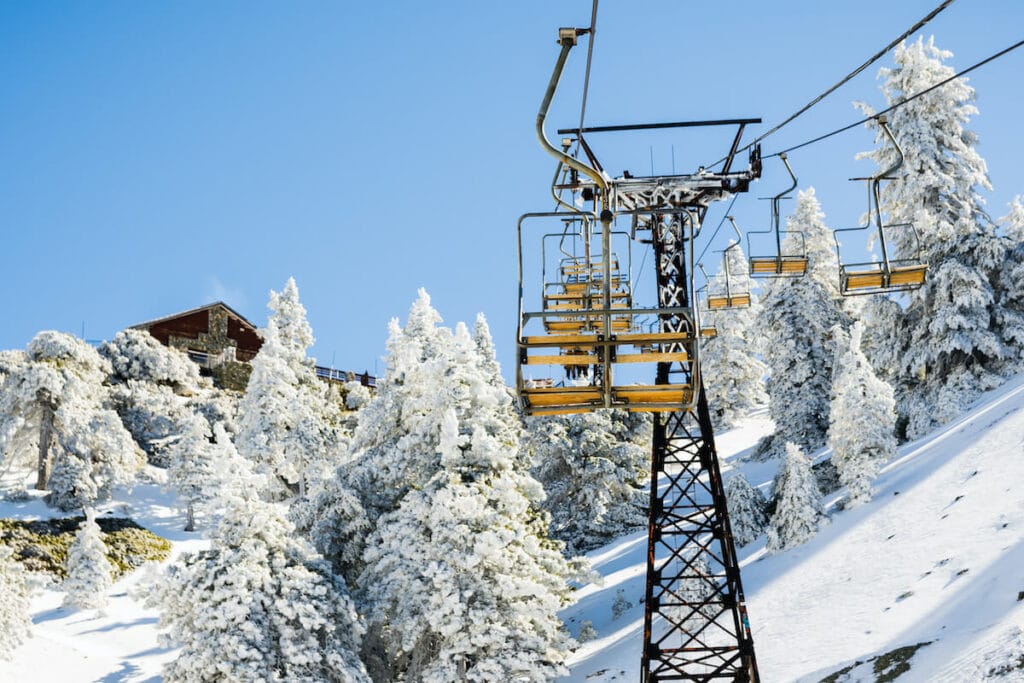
[2,1,1022,380]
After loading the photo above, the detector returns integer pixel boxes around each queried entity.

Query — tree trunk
[185,503,196,532]
[35,392,56,490]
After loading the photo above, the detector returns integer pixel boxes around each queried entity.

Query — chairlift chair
[694,285,719,338]
[746,153,808,277]
[834,115,928,295]
[700,244,751,312]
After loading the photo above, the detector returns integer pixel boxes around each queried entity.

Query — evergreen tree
[289,473,371,585]
[857,295,904,384]
[344,289,455,522]
[148,472,369,683]
[101,329,206,467]
[63,509,113,610]
[236,278,338,500]
[166,418,243,532]
[724,473,768,547]
[0,546,32,660]
[757,189,849,457]
[758,191,847,457]
[668,552,716,634]
[828,323,897,507]
[527,409,649,553]
[357,301,577,682]
[857,37,1008,438]
[790,187,843,300]
[702,242,767,429]
[472,313,505,388]
[766,442,824,552]
[997,196,1024,371]
[0,331,142,510]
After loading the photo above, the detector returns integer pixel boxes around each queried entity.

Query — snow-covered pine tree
[0,331,142,510]
[828,323,897,507]
[857,37,1008,438]
[766,442,824,552]
[668,551,716,634]
[235,278,338,500]
[101,329,206,467]
[857,295,904,383]
[62,508,114,610]
[289,473,371,585]
[344,289,456,522]
[527,408,650,553]
[0,546,32,660]
[997,196,1024,371]
[472,313,504,389]
[165,416,247,532]
[148,467,369,683]
[724,473,768,547]
[702,241,767,429]
[758,190,847,457]
[791,187,843,300]
[359,319,578,682]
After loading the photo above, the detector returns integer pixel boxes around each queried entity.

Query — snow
[562,374,1024,681]
[2,374,1023,681]
[0,484,207,682]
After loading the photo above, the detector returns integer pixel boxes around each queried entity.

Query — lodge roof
[130,301,257,332]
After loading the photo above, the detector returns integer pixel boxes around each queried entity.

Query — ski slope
[2,377,1024,681]
[563,375,1024,682]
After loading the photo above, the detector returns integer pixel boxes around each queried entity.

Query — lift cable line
[706,0,956,169]
[765,36,1024,159]
[696,193,740,267]
[577,0,599,135]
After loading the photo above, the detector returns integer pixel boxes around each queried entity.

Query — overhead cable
[707,0,956,169]
[765,37,1024,158]
[577,0,599,135]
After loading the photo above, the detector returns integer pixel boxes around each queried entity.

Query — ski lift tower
[516,25,763,682]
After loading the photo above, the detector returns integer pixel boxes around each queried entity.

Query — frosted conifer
[527,409,649,553]
[0,546,32,660]
[289,474,371,584]
[472,313,504,388]
[0,332,142,510]
[758,192,847,457]
[828,323,897,507]
[63,509,113,610]
[344,289,455,521]
[724,473,768,547]
[997,196,1024,370]
[358,305,577,682]
[790,187,842,300]
[857,38,1007,437]
[766,442,824,552]
[148,483,369,683]
[236,278,337,500]
[857,296,903,383]
[101,329,205,467]
[702,242,767,429]
[165,417,244,532]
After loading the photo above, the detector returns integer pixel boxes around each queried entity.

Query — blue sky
[2,1,1022,379]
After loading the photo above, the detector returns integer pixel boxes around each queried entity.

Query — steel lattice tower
[639,210,759,682]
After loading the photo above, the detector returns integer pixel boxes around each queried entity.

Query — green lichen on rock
[0,516,170,578]
[873,642,931,682]
[819,641,932,683]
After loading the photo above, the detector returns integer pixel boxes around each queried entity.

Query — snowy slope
[2,378,1023,682]
[0,483,207,683]
[563,376,1024,682]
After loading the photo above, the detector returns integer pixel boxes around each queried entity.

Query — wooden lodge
[131,302,375,391]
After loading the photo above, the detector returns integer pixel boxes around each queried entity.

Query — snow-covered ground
[3,378,1024,682]
[564,375,1024,682]
[0,483,207,683]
